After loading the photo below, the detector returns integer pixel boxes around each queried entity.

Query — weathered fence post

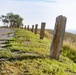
[31,25,34,32]
[40,22,46,39]
[27,25,29,31]
[50,15,67,60]
[35,24,38,34]
[25,25,26,30]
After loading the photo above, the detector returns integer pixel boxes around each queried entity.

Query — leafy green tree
[0,12,23,28]
[0,15,9,27]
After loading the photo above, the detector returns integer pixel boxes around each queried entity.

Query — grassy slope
[0,28,76,75]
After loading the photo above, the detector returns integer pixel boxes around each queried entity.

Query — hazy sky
[0,0,76,32]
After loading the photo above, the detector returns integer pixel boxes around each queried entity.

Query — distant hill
[45,29,76,42]
[37,29,76,43]
[67,30,76,34]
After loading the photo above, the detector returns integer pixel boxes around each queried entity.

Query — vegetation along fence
[20,15,67,60]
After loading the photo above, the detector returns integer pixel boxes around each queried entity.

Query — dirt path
[0,28,14,48]
[0,28,15,74]
[0,28,14,40]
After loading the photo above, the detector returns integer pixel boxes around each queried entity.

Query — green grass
[0,28,76,75]
[62,44,76,63]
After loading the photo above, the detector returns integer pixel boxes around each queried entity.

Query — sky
[0,0,76,33]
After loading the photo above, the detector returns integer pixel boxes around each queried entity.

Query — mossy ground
[0,28,76,75]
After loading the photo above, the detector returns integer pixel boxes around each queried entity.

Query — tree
[0,12,23,28]
[0,15,9,27]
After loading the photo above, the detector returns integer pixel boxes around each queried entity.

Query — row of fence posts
[23,22,46,40]
[20,15,67,60]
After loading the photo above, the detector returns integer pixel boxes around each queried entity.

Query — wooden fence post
[40,22,46,39]
[50,15,67,60]
[25,25,26,30]
[35,24,38,34]
[27,25,29,31]
[31,25,34,32]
